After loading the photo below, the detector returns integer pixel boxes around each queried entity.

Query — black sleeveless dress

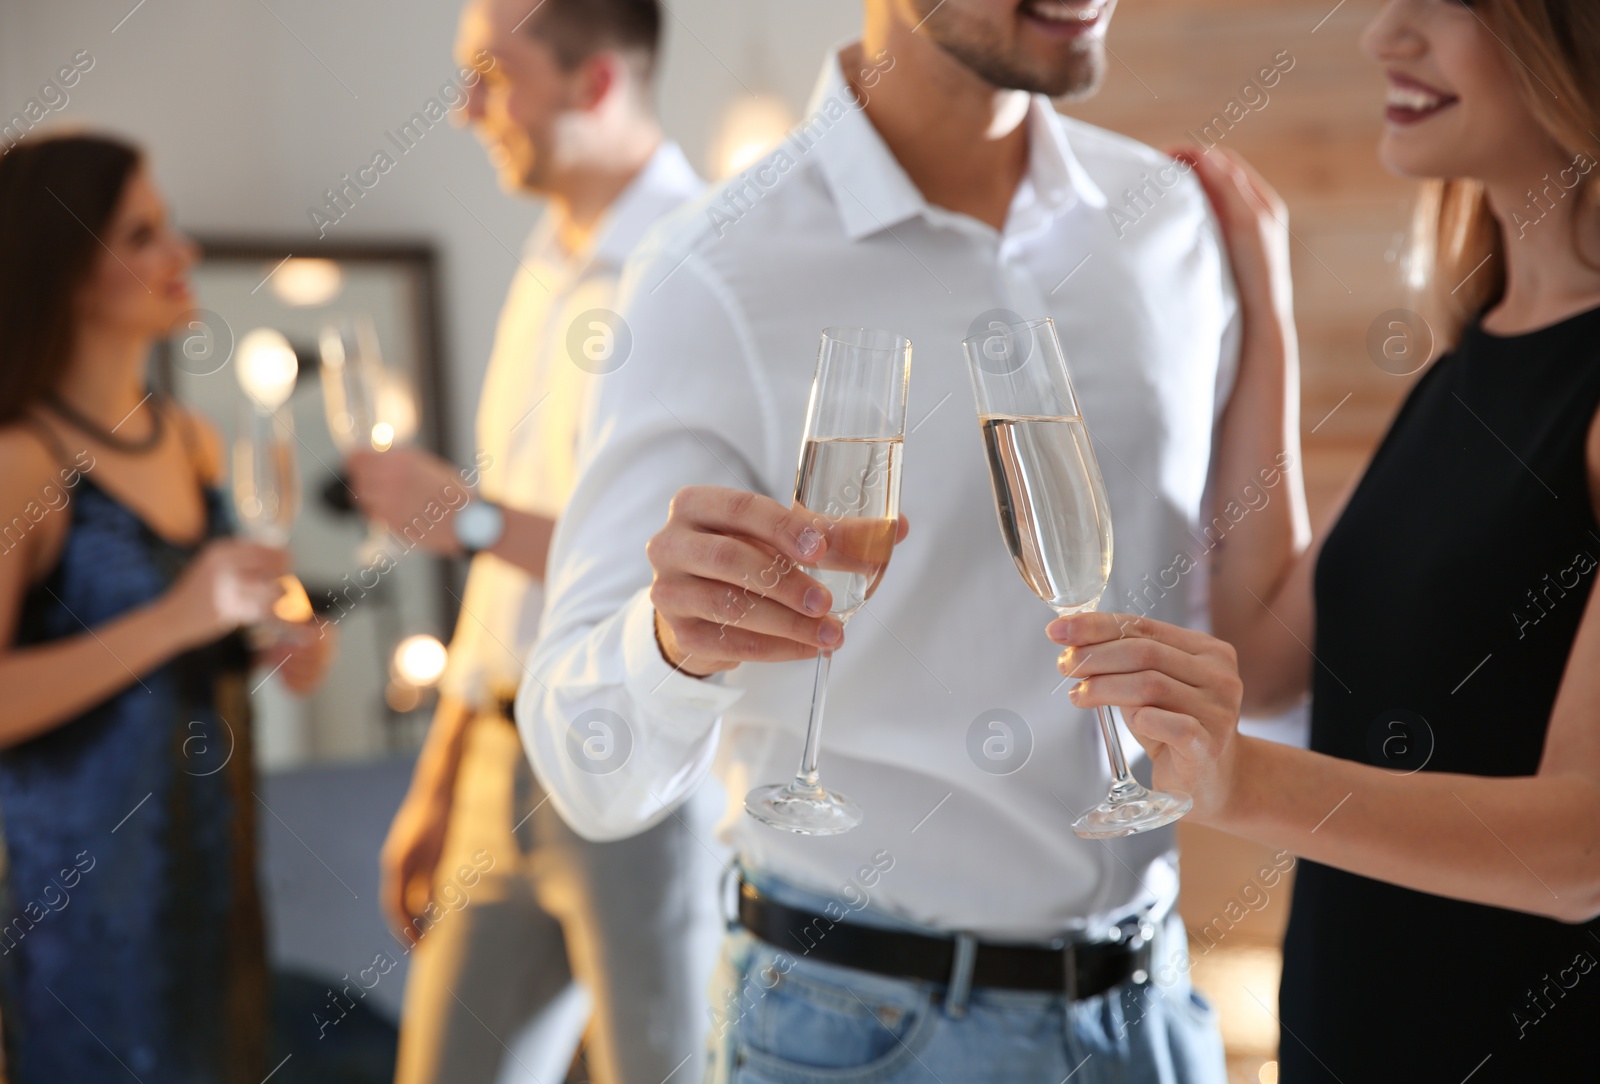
[1280,307,1600,1082]
[0,410,267,1083]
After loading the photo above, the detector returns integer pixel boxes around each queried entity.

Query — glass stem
[793,648,833,793]
[1095,704,1143,802]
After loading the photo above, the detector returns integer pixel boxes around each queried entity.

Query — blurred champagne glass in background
[319,315,417,562]
[234,327,307,646]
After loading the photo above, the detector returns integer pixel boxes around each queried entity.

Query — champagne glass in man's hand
[320,315,415,561]
[743,326,911,835]
[964,317,1191,838]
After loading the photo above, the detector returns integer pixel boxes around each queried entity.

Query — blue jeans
[704,874,1225,1084]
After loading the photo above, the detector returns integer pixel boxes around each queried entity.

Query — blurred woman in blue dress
[0,132,331,1083]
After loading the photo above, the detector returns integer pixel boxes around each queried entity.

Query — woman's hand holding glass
[162,540,288,648]
[1048,611,1247,822]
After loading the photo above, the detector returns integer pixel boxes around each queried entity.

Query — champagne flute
[963,317,1192,838]
[234,403,309,644]
[743,327,911,836]
[319,315,410,562]
[234,403,300,546]
[318,315,383,455]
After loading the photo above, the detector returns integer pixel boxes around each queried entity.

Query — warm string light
[236,328,299,409]
[393,634,448,688]
[270,258,343,307]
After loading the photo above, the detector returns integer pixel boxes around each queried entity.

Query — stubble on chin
[918,6,1107,100]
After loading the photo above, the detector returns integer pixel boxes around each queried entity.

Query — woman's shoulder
[164,399,225,486]
[0,422,80,499]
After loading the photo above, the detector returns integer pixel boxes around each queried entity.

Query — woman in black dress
[1047,0,1600,1079]
[0,134,333,1081]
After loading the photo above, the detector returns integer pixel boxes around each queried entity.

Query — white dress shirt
[438,141,703,708]
[519,52,1238,940]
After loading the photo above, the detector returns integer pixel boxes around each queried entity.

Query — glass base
[744,781,862,836]
[1072,785,1192,839]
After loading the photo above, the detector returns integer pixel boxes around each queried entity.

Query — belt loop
[944,933,977,1018]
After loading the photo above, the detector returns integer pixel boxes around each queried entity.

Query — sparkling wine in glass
[743,327,911,836]
[964,316,1191,838]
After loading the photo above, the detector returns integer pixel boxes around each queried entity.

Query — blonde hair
[1410,0,1600,349]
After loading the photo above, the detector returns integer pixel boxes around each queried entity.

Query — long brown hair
[0,132,143,425]
[1412,1,1600,348]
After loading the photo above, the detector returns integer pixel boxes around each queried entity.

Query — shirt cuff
[619,587,744,733]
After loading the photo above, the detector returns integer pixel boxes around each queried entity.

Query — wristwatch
[453,498,505,557]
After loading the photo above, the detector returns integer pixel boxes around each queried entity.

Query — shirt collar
[803,46,1105,243]
[526,140,703,273]
[591,140,702,268]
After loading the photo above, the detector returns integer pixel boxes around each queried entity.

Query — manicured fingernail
[804,587,828,614]
[797,529,822,557]
[818,621,841,645]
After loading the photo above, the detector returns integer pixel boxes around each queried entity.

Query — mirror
[155,239,456,769]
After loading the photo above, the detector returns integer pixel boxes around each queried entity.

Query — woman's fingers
[1048,611,1226,658]
[1069,668,1210,720]
[1056,633,1213,690]
[1124,705,1208,759]
[1218,147,1288,221]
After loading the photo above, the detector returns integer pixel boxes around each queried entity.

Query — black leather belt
[736,877,1153,999]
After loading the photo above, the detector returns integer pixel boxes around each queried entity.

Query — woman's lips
[1384,73,1459,126]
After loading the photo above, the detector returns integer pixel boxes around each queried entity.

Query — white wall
[0,0,859,460]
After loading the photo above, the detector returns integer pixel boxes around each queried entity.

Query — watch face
[455,501,504,551]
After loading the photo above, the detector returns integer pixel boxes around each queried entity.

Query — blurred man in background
[344,1,720,1081]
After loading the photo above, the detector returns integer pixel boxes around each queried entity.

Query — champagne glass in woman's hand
[233,402,309,649]
[234,404,300,548]
[163,540,289,648]
[964,317,1191,838]
[744,327,912,836]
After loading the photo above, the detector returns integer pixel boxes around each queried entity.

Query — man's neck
[849,21,1031,231]
[544,126,664,257]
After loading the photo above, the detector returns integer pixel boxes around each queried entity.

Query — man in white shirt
[522,0,1252,1079]
[345,2,721,1082]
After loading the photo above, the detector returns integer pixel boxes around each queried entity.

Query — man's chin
[934,28,1105,99]
[1043,49,1105,102]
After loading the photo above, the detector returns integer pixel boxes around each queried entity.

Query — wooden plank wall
[1065,0,1418,524]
